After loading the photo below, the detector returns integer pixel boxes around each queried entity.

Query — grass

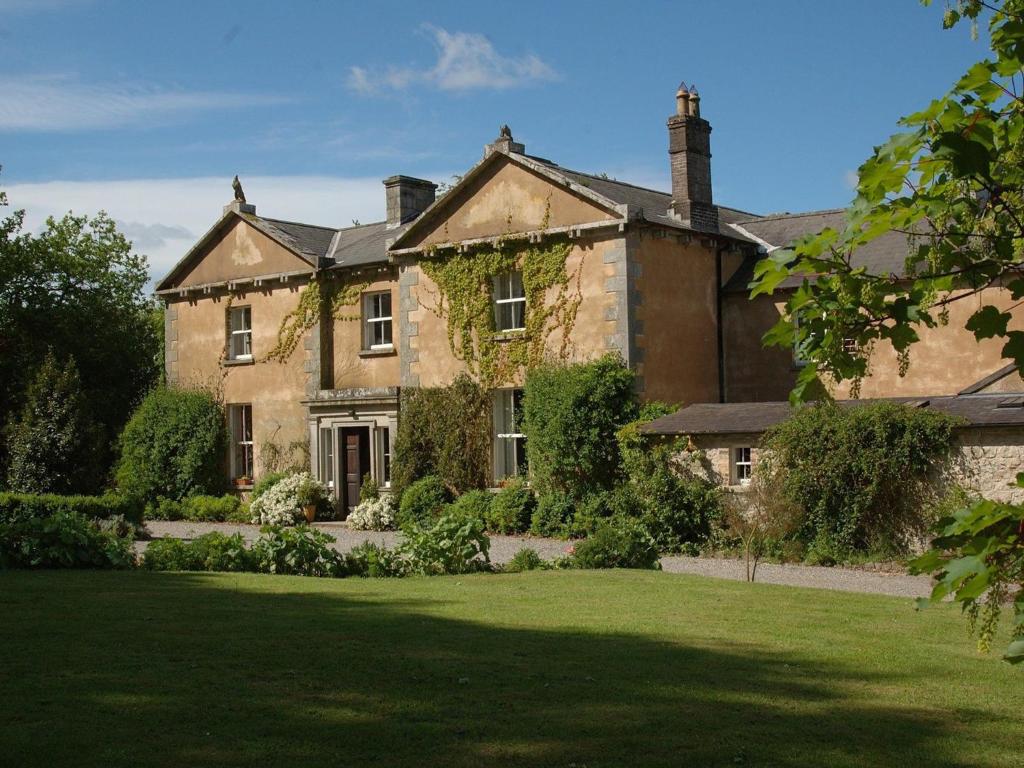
[1,570,1021,767]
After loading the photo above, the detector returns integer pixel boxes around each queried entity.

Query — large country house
[156,84,1024,509]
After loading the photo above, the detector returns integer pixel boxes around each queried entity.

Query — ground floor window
[732,446,752,485]
[319,427,335,490]
[377,426,392,486]
[493,389,526,482]
[228,404,253,481]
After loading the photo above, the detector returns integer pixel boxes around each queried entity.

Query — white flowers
[250,472,325,526]
[347,495,396,531]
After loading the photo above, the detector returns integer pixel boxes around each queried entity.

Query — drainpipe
[715,243,726,403]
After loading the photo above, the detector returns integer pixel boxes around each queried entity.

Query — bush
[142,532,251,572]
[344,541,408,578]
[398,475,451,528]
[347,495,397,531]
[447,489,493,527]
[0,491,141,526]
[764,402,961,555]
[252,472,287,500]
[531,492,575,537]
[249,472,328,526]
[401,512,491,575]
[0,511,135,570]
[116,387,226,502]
[181,494,241,522]
[505,547,547,573]
[392,375,492,497]
[523,355,637,501]
[360,474,381,501]
[144,497,183,520]
[5,351,103,495]
[486,479,535,534]
[250,525,344,577]
[570,519,660,570]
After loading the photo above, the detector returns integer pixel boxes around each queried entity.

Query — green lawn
[1,570,1021,767]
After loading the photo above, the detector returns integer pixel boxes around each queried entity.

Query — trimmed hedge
[0,492,141,526]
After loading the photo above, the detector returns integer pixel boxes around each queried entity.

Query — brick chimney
[382,175,437,229]
[667,82,718,233]
[484,124,525,157]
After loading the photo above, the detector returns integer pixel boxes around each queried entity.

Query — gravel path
[140,521,934,598]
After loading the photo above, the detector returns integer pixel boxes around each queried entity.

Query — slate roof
[326,220,396,269]
[723,209,917,294]
[960,363,1022,395]
[245,215,338,264]
[641,393,1024,436]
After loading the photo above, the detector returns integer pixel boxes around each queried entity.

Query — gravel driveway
[139,521,935,598]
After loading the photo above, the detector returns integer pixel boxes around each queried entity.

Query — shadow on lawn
[0,572,1011,768]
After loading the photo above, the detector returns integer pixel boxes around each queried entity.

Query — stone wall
[940,426,1024,503]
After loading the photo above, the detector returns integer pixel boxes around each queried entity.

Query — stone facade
[941,427,1024,503]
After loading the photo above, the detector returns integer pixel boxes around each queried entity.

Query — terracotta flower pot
[303,504,317,523]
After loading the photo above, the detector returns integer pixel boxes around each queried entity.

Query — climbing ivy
[419,237,581,386]
[265,276,369,363]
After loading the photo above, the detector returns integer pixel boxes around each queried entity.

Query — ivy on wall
[419,237,582,387]
[265,276,369,363]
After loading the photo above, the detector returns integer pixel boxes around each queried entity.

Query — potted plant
[234,475,252,489]
[295,475,327,523]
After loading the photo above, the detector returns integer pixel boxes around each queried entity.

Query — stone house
[156,83,1024,509]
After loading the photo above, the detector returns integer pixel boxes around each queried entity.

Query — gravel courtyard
[140,521,935,599]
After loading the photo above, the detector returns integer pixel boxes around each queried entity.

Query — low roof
[723,209,916,294]
[642,393,1024,436]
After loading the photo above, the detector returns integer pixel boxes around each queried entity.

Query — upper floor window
[364,291,393,350]
[731,446,752,486]
[228,404,254,482]
[228,306,252,360]
[494,389,526,482]
[493,271,526,332]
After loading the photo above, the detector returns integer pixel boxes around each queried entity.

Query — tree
[749,0,1024,660]
[0,192,160,483]
[5,351,103,495]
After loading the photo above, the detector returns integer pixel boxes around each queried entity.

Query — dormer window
[493,271,526,332]
[228,306,252,360]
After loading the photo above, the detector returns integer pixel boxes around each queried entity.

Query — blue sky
[0,0,989,284]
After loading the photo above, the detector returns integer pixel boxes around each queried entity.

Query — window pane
[510,300,525,330]
[320,428,334,486]
[379,292,391,317]
[510,271,524,298]
[380,319,392,346]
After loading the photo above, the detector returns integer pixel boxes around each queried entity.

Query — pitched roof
[960,363,1022,395]
[326,220,396,270]
[723,209,916,294]
[641,393,1024,436]
[246,215,338,264]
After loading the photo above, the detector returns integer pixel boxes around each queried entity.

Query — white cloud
[843,169,860,190]
[0,75,285,131]
[4,175,404,289]
[348,25,558,94]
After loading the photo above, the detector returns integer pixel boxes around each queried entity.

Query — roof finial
[499,124,512,139]
[232,175,246,203]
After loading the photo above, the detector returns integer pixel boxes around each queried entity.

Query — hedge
[0,492,141,526]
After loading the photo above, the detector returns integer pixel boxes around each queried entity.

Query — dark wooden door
[342,428,370,511]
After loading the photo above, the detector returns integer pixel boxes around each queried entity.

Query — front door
[341,427,371,512]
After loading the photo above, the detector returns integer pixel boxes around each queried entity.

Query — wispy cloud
[347,25,558,94]
[0,75,286,132]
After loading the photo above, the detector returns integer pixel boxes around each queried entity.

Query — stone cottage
[156,82,1024,509]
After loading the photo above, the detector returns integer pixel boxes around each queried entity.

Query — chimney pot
[382,175,437,229]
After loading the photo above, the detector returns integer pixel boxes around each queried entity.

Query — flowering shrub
[250,472,326,526]
[347,495,396,531]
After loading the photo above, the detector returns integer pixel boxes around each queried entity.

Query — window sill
[490,330,526,342]
[223,357,255,367]
[359,347,396,358]
[231,483,254,491]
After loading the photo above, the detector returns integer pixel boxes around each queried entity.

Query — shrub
[617,419,722,553]
[486,479,535,534]
[505,547,547,573]
[116,387,226,502]
[252,472,287,500]
[249,472,327,526]
[401,512,491,575]
[392,375,492,497]
[398,475,451,528]
[347,495,397,531]
[0,511,135,570]
[181,494,241,522]
[142,532,251,572]
[764,401,961,555]
[523,355,637,501]
[0,492,141,526]
[531,492,575,537]
[5,351,103,495]
[570,519,660,570]
[447,489,493,527]
[343,541,408,578]
[144,497,183,521]
[360,474,381,501]
[250,525,344,577]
